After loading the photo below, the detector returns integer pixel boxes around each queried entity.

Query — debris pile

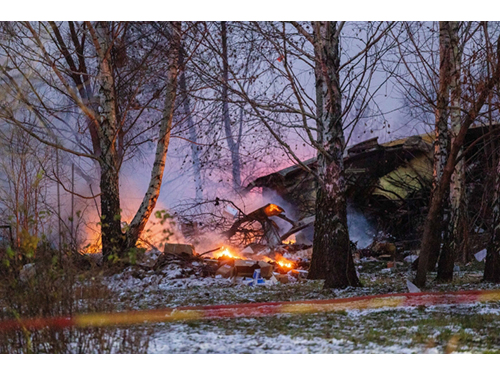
[205,243,310,285]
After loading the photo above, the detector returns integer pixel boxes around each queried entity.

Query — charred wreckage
[166,125,496,284]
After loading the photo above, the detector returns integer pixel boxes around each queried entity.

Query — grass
[1,252,500,353]
[153,301,500,353]
[0,246,154,353]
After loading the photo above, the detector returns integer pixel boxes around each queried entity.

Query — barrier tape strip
[1,289,500,332]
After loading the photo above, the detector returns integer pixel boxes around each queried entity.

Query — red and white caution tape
[1,289,499,332]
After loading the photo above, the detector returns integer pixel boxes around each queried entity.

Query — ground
[2,254,500,353]
[99,257,500,354]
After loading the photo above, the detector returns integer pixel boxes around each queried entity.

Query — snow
[147,319,421,354]
[145,301,500,353]
[69,252,500,353]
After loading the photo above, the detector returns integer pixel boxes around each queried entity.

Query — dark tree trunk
[306,21,360,288]
[437,199,454,281]
[484,159,500,282]
[93,22,125,260]
[310,165,361,287]
[100,157,124,260]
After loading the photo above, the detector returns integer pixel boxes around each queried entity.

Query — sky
[0,13,491,245]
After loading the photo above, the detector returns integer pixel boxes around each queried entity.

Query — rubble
[475,249,487,262]
[216,264,234,278]
[164,243,195,257]
[233,259,273,278]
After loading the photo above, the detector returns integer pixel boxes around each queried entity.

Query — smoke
[347,204,376,249]
[63,128,377,253]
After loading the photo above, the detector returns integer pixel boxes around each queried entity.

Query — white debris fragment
[404,255,418,263]
[19,263,36,282]
[406,280,421,293]
[225,205,239,218]
[474,249,487,262]
[241,246,254,255]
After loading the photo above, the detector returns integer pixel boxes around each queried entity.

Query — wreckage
[245,125,497,249]
[164,125,496,283]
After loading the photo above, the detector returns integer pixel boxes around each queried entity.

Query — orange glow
[283,238,296,245]
[277,260,293,269]
[275,254,295,269]
[213,246,246,260]
[263,203,284,217]
[82,226,102,254]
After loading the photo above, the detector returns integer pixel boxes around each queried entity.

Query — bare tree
[415,22,500,287]
[0,127,54,251]
[0,22,183,260]
[191,21,394,288]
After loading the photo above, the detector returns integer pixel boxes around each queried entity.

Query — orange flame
[263,203,284,217]
[275,254,295,269]
[213,246,245,260]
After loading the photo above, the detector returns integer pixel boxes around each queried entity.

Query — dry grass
[0,244,153,353]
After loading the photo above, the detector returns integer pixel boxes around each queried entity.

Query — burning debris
[201,241,309,285]
[121,202,316,285]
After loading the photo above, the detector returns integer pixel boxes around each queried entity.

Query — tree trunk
[178,45,203,202]
[221,21,242,191]
[94,22,125,260]
[426,21,453,273]
[307,21,360,288]
[99,154,123,260]
[126,21,181,248]
[484,157,500,282]
[437,21,462,281]
[416,32,500,286]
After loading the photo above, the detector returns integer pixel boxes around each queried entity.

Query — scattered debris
[406,280,421,293]
[475,249,487,262]
[216,264,234,279]
[404,255,419,263]
[164,243,195,257]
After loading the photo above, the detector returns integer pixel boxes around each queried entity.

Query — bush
[0,243,152,353]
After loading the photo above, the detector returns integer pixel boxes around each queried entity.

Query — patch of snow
[147,322,425,354]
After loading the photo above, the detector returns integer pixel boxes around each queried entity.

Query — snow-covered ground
[97,255,500,354]
[145,302,500,353]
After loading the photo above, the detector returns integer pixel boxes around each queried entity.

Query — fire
[275,253,295,269]
[263,203,284,217]
[277,260,293,269]
[213,246,245,260]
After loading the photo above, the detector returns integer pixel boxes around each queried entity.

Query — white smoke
[347,204,376,249]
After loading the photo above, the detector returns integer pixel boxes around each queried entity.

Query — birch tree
[437,21,464,281]
[195,21,394,288]
[221,21,243,191]
[415,22,500,287]
[0,21,183,260]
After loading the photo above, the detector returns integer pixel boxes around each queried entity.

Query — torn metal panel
[246,134,434,216]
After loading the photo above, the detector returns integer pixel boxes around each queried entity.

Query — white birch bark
[448,22,467,264]
[126,21,181,246]
[221,21,242,191]
[178,47,203,202]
